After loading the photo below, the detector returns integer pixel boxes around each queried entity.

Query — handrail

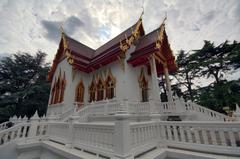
[185,101,230,121]
[130,121,240,156]
[0,121,12,130]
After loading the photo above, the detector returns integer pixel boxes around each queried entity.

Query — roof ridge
[95,21,139,52]
[65,34,95,51]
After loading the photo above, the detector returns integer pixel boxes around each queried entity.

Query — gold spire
[155,15,167,49]
[139,9,144,21]
[162,12,167,25]
[119,10,144,53]
[60,24,65,35]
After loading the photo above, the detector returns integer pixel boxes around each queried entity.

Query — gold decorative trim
[138,67,148,88]
[88,75,96,91]
[66,50,74,64]
[105,68,116,86]
[117,55,125,72]
[72,67,77,81]
[96,72,105,87]
[119,12,143,53]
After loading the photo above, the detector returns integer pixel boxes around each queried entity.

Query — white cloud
[0,0,239,63]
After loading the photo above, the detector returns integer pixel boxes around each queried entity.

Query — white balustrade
[0,120,48,145]
[130,121,158,150]
[0,115,239,157]
[128,101,150,114]
[73,123,114,152]
[0,121,11,130]
[47,122,69,144]
[129,121,240,156]
[47,102,65,116]
[154,101,178,113]
[185,101,229,121]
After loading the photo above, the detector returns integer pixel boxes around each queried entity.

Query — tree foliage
[173,50,200,101]
[192,40,240,84]
[173,40,240,112]
[0,51,50,122]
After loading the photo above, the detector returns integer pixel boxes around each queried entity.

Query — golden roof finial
[162,12,167,25]
[139,7,144,21]
[139,0,145,20]
[60,24,65,35]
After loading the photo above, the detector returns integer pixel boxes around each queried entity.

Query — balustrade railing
[0,123,30,145]
[128,101,150,114]
[47,122,69,144]
[154,101,178,113]
[47,102,65,116]
[185,101,229,121]
[130,121,240,156]
[0,121,48,146]
[0,115,239,157]
[0,121,11,131]
[130,121,159,154]
[73,123,114,152]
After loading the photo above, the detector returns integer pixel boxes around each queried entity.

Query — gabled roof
[47,16,177,81]
[95,22,142,56]
[65,35,95,59]
[127,22,177,75]
[47,18,145,81]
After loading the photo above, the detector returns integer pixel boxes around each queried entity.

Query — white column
[28,111,40,142]
[66,114,80,148]
[150,56,160,101]
[113,114,133,159]
[163,65,173,102]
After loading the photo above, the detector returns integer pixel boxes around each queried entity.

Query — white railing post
[65,115,79,148]
[113,114,133,159]
[149,100,156,114]
[234,104,240,121]
[28,111,40,142]
[104,99,109,115]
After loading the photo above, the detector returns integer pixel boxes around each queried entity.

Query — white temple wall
[48,46,156,110]
[48,58,75,110]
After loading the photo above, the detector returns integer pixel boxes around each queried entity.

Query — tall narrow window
[50,70,66,105]
[97,78,104,101]
[105,70,116,99]
[60,73,66,102]
[139,68,149,102]
[50,78,56,104]
[75,80,85,103]
[54,78,60,104]
[89,79,96,102]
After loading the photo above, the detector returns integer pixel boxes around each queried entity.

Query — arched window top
[77,80,84,89]
[89,76,96,91]
[96,74,104,89]
[138,68,148,88]
[105,69,116,86]
[50,69,66,104]
[62,72,66,85]
[75,78,85,103]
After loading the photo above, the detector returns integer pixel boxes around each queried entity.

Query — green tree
[196,80,240,112]
[173,50,200,101]
[228,40,240,69]
[193,40,240,84]
[0,51,50,122]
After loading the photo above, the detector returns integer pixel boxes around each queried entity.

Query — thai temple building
[0,14,240,159]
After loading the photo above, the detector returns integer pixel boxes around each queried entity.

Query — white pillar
[150,56,160,101]
[66,114,79,148]
[163,65,173,102]
[113,114,133,159]
[28,111,40,142]
[234,104,240,121]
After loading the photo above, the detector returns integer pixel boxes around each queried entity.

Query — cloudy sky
[0,0,239,62]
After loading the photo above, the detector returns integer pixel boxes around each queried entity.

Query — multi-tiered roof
[47,16,177,81]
